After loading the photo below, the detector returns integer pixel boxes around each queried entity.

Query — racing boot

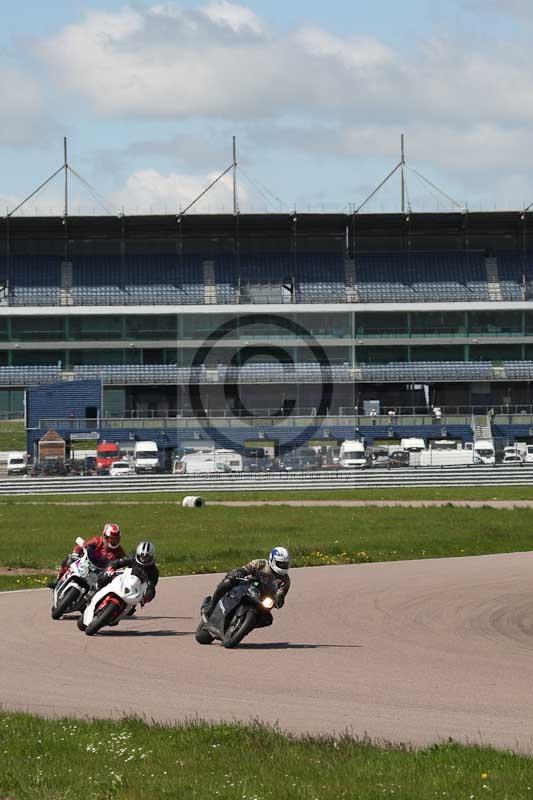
[201,596,214,623]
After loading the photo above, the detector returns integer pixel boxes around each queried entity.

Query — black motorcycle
[195,576,278,648]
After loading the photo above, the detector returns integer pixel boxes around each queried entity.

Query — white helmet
[268,546,290,575]
[135,540,156,566]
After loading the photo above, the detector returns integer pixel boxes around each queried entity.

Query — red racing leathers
[58,536,125,580]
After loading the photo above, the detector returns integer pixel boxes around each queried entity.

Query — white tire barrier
[182,495,206,508]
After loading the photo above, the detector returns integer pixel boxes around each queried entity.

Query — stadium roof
[1,210,533,244]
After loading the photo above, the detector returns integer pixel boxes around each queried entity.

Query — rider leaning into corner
[97,540,159,606]
[48,522,125,588]
[201,546,291,625]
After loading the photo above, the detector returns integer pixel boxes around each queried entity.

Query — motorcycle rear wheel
[51,586,82,620]
[195,621,214,644]
[85,602,120,636]
[223,608,256,648]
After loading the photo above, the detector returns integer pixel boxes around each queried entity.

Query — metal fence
[2,464,533,495]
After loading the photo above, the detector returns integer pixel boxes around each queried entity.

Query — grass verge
[1,713,531,800]
[1,501,533,589]
[0,418,25,451]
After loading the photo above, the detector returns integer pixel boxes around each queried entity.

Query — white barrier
[0,465,533,495]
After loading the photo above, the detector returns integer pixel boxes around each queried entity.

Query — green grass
[0,713,531,800]
[0,418,25,450]
[1,500,533,582]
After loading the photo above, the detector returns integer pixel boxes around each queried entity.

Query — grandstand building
[3,211,533,457]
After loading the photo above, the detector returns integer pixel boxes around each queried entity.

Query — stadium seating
[218,362,351,383]
[5,248,533,306]
[359,361,494,381]
[0,366,61,384]
[355,252,489,303]
[9,256,61,306]
[73,364,208,383]
[70,255,204,305]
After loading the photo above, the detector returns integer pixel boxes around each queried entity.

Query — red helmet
[102,523,121,549]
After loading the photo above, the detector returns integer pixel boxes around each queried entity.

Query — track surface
[3,554,533,752]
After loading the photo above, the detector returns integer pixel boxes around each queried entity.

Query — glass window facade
[468,310,522,336]
[410,311,465,336]
[12,317,64,341]
[69,316,123,341]
[125,315,177,340]
[355,313,408,337]
[469,344,523,361]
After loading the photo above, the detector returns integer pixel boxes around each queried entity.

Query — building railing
[38,412,477,432]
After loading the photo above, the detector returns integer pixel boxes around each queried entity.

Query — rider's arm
[274,575,291,608]
[230,558,264,580]
[107,557,130,571]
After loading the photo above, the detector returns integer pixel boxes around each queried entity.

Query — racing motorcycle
[195,576,278,648]
[77,566,147,636]
[51,537,101,620]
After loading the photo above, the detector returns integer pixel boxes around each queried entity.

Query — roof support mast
[232,135,239,215]
[401,133,406,214]
[64,137,68,218]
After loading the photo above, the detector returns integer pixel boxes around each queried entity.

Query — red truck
[96,441,120,475]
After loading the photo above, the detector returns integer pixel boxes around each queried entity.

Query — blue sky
[1,0,533,215]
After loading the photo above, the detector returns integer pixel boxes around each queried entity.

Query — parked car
[388,450,410,468]
[502,453,523,465]
[109,460,135,477]
[366,448,390,468]
[7,452,28,476]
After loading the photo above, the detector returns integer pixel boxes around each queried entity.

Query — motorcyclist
[201,546,291,624]
[97,540,159,606]
[48,523,125,588]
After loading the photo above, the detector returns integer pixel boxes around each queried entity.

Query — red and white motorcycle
[51,537,101,620]
[77,566,147,636]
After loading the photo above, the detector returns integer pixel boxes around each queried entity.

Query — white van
[175,449,243,474]
[525,445,533,464]
[400,438,426,453]
[7,451,28,475]
[465,439,495,465]
[339,440,366,469]
[133,441,160,473]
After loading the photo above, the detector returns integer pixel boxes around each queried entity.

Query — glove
[104,567,115,578]
[274,593,285,609]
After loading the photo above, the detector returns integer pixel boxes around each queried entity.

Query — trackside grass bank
[0,419,25,451]
[1,501,533,589]
[1,714,531,800]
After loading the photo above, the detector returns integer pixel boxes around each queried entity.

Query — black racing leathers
[208,558,290,614]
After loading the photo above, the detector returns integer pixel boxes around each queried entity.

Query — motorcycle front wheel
[51,585,82,620]
[222,608,256,648]
[85,602,120,636]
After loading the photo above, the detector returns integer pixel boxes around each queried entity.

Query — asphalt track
[2,553,533,752]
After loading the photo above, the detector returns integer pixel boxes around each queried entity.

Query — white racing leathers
[79,567,147,635]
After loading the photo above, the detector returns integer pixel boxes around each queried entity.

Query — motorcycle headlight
[261,597,274,609]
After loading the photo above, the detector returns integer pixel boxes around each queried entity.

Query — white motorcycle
[51,537,101,620]
[77,566,147,636]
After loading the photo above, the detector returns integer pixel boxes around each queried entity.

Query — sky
[1,0,533,215]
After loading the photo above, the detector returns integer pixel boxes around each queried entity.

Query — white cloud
[37,2,533,126]
[202,1,264,34]
[108,167,245,213]
[0,68,46,146]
